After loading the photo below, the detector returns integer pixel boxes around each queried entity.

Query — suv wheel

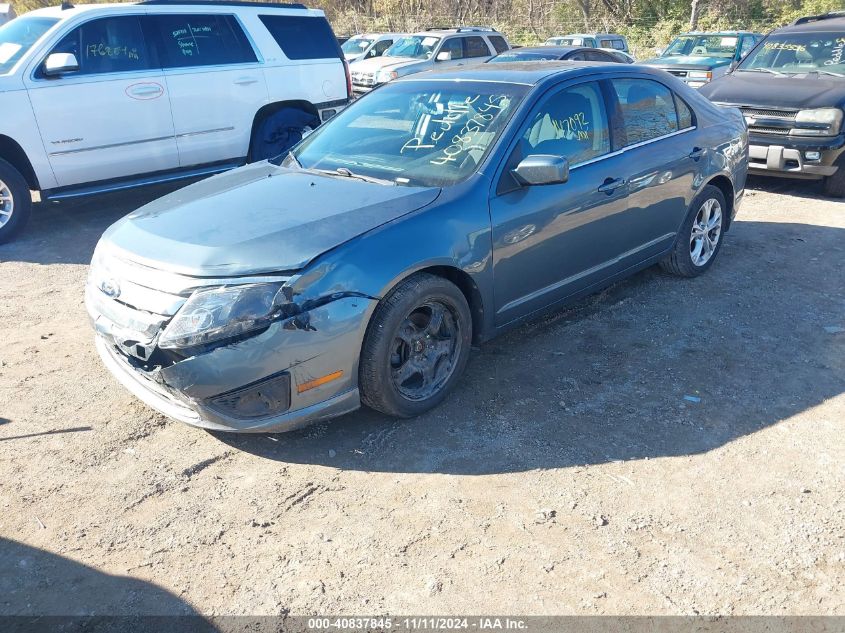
[249,107,320,162]
[823,158,845,198]
[359,273,472,418]
[659,184,727,277]
[0,159,32,245]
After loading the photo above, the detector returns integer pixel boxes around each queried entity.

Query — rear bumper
[747,133,844,179]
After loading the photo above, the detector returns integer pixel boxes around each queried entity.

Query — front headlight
[688,70,712,80]
[376,69,399,83]
[792,108,843,136]
[159,283,287,349]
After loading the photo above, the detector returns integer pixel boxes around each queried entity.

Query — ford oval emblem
[99,278,121,299]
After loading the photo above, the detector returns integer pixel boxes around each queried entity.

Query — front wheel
[822,159,845,198]
[659,184,727,277]
[0,159,32,245]
[359,273,472,418]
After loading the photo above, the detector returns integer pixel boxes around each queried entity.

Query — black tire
[359,273,472,418]
[660,184,727,278]
[0,158,32,245]
[248,107,319,162]
[822,159,845,198]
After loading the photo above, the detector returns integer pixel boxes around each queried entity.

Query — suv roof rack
[138,0,308,8]
[790,10,845,26]
[423,26,498,33]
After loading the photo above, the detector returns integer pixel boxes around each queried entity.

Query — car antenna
[61,1,75,9]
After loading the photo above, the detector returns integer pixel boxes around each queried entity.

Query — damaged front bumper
[90,289,376,433]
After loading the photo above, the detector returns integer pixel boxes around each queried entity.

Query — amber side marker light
[297,370,344,394]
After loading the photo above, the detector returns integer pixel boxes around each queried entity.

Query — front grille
[748,126,790,136]
[739,107,797,120]
[351,71,375,86]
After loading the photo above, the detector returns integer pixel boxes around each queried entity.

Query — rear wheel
[359,273,472,418]
[0,159,32,245]
[249,107,319,162]
[659,184,726,277]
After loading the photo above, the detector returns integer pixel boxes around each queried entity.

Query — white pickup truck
[0,0,350,243]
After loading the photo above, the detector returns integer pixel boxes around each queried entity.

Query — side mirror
[511,155,569,187]
[436,51,452,62]
[43,52,79,76]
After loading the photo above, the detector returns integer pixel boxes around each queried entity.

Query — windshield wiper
[310,167,396,186]
[807,69,845,77]
[740,67,786,76]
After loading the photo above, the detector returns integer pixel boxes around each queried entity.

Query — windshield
[291,81,527,187]
[384,35,440,59]
[490,51,561,62]
[663,34,739,58]
[0,16,59,75]
[738,33,845,76]
[341,37,374,54]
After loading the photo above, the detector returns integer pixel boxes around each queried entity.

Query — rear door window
[464,36,491,58]
[488,35,509,54]
[610,78,681,146]
[583,50,614,61]
[151,14,256,68]
[259,14,341,60]
[46,16,153,75]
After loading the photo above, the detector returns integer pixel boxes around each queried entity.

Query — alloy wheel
[690,197,722,267]
[390,300,463,402]
[0,179,13,229]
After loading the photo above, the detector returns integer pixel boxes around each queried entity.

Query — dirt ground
[0,175,843,618]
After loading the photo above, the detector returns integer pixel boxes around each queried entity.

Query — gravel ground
[0,176,843,618]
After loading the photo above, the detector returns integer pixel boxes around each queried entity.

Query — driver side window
[521,81,610,166]
[45,16,152,76]
[440,38,463,60]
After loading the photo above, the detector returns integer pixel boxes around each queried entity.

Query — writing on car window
[291,83,526,187]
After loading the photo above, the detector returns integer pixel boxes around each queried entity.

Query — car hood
[644,55,731,70]
[699,71,845,109]
[350,55,423,73]
[101,162,441,277]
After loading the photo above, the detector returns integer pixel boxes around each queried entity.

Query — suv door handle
[689,147,705,161]
[234,77,259,86]
[598,178,626,194]
[127,85,163,98]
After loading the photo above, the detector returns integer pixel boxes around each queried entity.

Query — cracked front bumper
[92,295,375,433]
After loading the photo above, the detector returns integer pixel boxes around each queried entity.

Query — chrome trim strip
[569,127,696,171]
[49,135,173,157]
[176,126,235,138]
[44,163,239,201]
[498,232,675,314]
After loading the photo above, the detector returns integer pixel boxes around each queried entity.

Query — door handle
[689,147,705,161]
[598,177,626,194]
[234,77,259,86]
[128,86,163,97]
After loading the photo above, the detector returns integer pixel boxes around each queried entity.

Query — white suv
[349,27,510,95]
[0,0,350,243]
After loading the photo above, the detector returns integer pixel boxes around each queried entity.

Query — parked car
[700,12,845,197]
[487,46,626,63]
[644,30,763,88]
[87,62,747,433]
[349,27,510,95]
[0,0,350,244]
[0,3,15,27]
[544,33,629,53]
[602,48,635,63]
[341,32,405,63]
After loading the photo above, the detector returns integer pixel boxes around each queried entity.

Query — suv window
[611,78,681,146]
[488,35,509,54]
[464,36,490,58]
[584,38,597,47]
[523,81,610,165]
[371,39,393,57]
[611,39,625,50]
[46,16,152,75]
[739,35,756,57]
[600,39,613,47]
[440,37,464,60]
[151,14,255,68]
[583,50,613,62]
[259,15,341,60]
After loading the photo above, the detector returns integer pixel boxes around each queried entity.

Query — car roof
[399,60,644,85]
[25,0,316,19]
[677,30,758,36]
[774,15,845,33]
[501,45,579,56]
